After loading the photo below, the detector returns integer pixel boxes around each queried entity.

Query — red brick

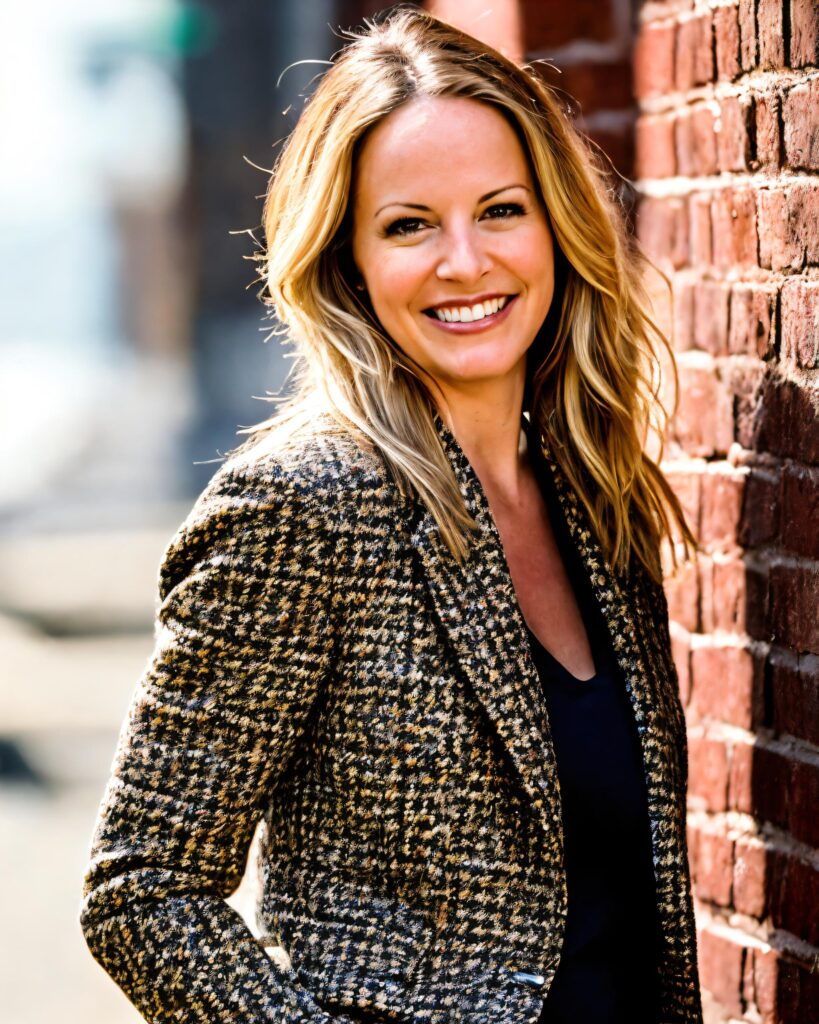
[675,12,715,91]
[700,466,744,550]
[691,642,763,728]
[710,557,751,634]
[748,745,791,831]
[674,109,695,178]
[523,0,613,49]
[774,849,819,945]
[673,357,733,457]
[769,562,819,654]
[666,558,700,634]
[740,555,769,641]
[636,196,688,269]
[694,104,720,175]
[698,553,715,634]
[781,279,819,369]
[752,946,782,1021]
[730,361,766,453]
[665,465,703,539]
[635,114,676,179]
[758,183,819,271]
[712,188,758,268]
[769,649,819,745]
[790,758,819,848]
[728,284,777,359]
[780,464,819,559]
[633,19,676,99]
[714,3,742,81]
[728,737,754,813]
[738,0,757,69]
[689,730,731,810]
[790,0,819,67]
[794,182,819,264]
[673,278,695,350]
[753,91,782,171]
[738,466,780,547]
[688,192,713,265]
[691,822,734,904]
[755,375,819,464]
[717,94,752,172]
[733,835,769,918]
[693,280,730,355]
[749,945,819,1023]
[758,0,786,69]
[558,59,634,116]
[783,80,819,170]
[698,924,746,1017]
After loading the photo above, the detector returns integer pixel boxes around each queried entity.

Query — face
[351,95,555,402]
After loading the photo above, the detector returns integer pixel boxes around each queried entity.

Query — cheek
[369,252,429,313]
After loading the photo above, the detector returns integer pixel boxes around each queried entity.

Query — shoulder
[218,411,399,510]
[160,412,409,592]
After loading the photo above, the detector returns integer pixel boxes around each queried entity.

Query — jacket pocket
[287,879,434,1020]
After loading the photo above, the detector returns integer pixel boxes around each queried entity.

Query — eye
[482,202,526,220]
[383,216,428,238]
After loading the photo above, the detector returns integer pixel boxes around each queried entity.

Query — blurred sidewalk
[0,520,260,1023]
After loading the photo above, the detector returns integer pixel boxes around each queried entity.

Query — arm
[79,455,356,1023]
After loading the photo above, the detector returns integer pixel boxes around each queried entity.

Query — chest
[485,478,597,681]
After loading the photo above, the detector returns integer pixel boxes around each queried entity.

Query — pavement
[0,521,262,1024]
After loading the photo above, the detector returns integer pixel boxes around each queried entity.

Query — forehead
[353,95,533,210]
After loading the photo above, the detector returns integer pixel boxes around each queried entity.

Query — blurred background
[3,0,815,1022]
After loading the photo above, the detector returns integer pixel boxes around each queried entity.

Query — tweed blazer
[80,408,703,1024]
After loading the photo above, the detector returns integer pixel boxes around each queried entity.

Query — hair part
[241,5,697,584]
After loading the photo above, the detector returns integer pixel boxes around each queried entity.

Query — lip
[423,292,513,313]
[422,293,519,333]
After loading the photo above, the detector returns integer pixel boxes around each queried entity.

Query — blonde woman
[80,8,702,1023]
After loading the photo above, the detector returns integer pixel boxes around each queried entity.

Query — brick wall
[633,1,819,1021]
[520,0,637,177]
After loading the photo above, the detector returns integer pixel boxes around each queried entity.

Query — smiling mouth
[423,294,516,323]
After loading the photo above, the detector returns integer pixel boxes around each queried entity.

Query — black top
[524,426,661,1023]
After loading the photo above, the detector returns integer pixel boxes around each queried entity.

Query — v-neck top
[524,423,662,1023]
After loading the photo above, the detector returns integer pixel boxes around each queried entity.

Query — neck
[433,378,531,507]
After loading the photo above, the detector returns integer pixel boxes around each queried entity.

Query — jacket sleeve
[79,456,357,1023]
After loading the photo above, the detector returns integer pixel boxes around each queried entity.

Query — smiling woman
[351,95,555,394]
[79,8,703,1024]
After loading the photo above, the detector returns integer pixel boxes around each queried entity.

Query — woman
[80,8,702,1024]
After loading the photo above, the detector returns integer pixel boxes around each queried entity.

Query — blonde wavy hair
[241,5,696,583]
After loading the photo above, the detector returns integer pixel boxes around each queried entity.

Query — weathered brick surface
[714,2,741,81]
[753,90,782,170]
[718,93,753,172]
[635,0,819,1014]
[728,284,777,359]
[675,11,714,91]
[783,80,819,170]
[769,650,819,746]
[790,0,819,67]
[781,279,819,369]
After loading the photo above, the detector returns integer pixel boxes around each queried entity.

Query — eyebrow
[374,183,531,218]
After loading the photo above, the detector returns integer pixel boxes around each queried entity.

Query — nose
[435,223,493,283]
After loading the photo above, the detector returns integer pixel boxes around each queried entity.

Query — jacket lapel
[410,413,562,840]
[410,411,674,852]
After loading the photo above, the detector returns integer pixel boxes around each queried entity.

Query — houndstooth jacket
[80,408,703,1023]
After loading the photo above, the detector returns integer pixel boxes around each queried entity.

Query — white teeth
[432,296,511,323]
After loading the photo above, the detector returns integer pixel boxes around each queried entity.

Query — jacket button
[511,971,545,988]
